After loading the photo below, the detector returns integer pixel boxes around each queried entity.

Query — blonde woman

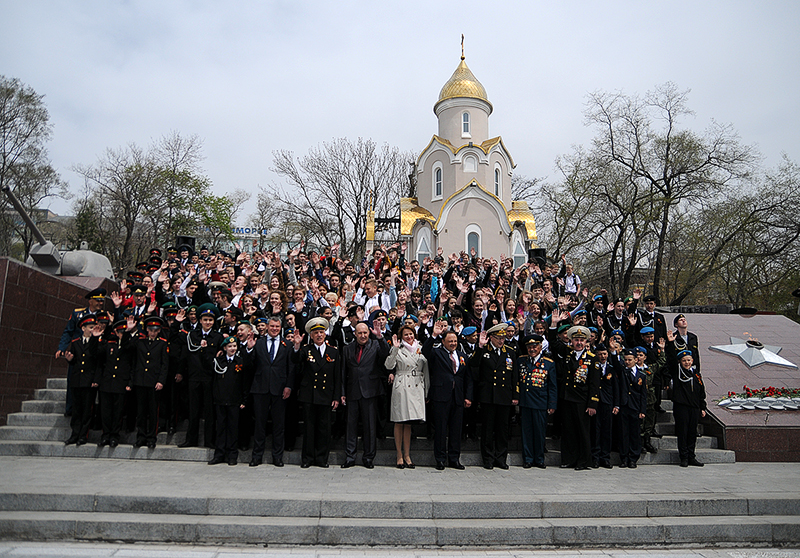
[385,326,429,468]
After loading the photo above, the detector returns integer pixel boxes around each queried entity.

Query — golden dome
[507,200,538,241]
[438,58,489,104]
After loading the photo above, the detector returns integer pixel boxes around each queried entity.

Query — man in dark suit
[340,321,390,469]
[422,320,473,470]
[246,316,295,467]
[292,317,341,468]
[470,323,519,470]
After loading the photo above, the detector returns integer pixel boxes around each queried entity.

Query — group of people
[55,241,708,469]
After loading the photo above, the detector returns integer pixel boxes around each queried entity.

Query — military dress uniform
[131,329,169,448]
[292,340,341,467]
[58,306,97,415]
[209,349,251,465]
[470,343,519,469]
[592,354,620,468]
[671,351,707,467]
[617,362,648,467]
[552,337,601,469]
[95,327,135,446]
[182,325,225,448]
[515,351,557,467]
[65,330,101,445]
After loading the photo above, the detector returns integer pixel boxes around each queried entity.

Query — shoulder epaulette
[586,351,596,357]
[542,357,553,362]
[75,307,86,312]
[71,337,81,343]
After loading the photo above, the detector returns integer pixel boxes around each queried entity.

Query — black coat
[96,335,134,393]
[552,338,601,409]
[341,337,389,400]
[470,344,519,405]
[596,357,621,407]
[185,328,225,382]
[67,336,101,389]
[131,335,169,388]
[422,336,473,405]
[212,353,250,406]
[292,342,342,405]
[618,366,647,415]
[250,336,296,396]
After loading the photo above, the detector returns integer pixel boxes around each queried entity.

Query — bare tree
[270,138,413,258]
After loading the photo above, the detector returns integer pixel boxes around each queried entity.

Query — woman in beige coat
[385,326,429,468]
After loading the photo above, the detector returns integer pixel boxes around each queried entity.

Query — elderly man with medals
[515,334,557,469]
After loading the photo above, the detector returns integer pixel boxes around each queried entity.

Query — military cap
[78,315,96,328]
[147,264,159,273]
[634,346,648,355]
[130,284,148,296]
[112,319,128,331]
[85,287,107,300]
[167,246,178,255]
[588,326,598,334]
[486,323,507,337]
[595,343,608,351]
[208,281,228,291]
[127,271,144,281]
[347,304,363,318]
[593,294,604,301]
[405,315,419,323]
[149,248,162,258]
[573,309,587,317]
[611,328,625,338]
[622,348,636,357]
[197,302,218,319]
[225,306,243,319]
[221,336,237,347]
[177,244,193,255]
[369,309,387,321]
[557,324,571,334]
[149,255,163,266]
[95,313,110,324]
[135,261,149,271]
[643,294,657,303]
[677,349,693,360]
[461,326,477,336]
[284,328,295,337]
[305,317,329,334]
[186,305,198,313]
[640,326,655,334]
[526,334,544,345]
[254,317,268,325]
[673,313,686,326]
[567,326,590,340]
[143,316,165,329]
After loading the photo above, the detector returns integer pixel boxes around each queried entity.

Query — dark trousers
[214,404,240,462]
[431,393,463,464]
[642,387,657,438]
[65,364,74,415]
[673,403,700,461]
[302,402,332,466]
[99,391,125,442]
[480,403,511,466]
[560,399,592,468]
[520,406,547,465]
[135,386,158,444]
[238,394,255,449]
[186,380,214,447]
[592,402,613,463]
[344,396,377,462]
[252,393,286,463]
[69,386,95,441]
[619,407,642,463]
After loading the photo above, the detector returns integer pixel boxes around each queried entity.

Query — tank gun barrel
[2,184,48,246]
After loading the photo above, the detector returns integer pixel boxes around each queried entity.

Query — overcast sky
[3,1,799,218]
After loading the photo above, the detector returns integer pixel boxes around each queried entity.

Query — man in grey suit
[340,321,390,469]
[246,316,295,467]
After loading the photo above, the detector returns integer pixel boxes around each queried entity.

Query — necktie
[270,338,276,361]
[357,345,363,364]
[450,352,458,374]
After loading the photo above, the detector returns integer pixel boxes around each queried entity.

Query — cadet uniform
[131,317,169,448]
[96,320,134,447]
[64,316,101,445]
[592,346,620,469]
[672,350,707,467]
[617,350,648,468]
[208,337,251,466]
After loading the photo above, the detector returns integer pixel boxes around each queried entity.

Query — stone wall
[0,257,115,425]
[724,426,800,461]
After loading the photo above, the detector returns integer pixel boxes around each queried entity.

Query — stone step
[20,400,65,414]
[46,378,67,390]
[33,389,66,402]
[0,511,796,546]
[1,491,797,519]
[0,439,735,465]
[654,422,703,436]
[6,413,70,428]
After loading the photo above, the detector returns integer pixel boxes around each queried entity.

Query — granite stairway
[0,377,736,466]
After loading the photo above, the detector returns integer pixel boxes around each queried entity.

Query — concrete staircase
[0,377,736,466]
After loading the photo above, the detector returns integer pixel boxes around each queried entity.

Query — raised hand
[126,315,137,331]
[392,334,399,346]
[633,288,642,300]
[175,309,186,322]
[478,330,488,348]
[666,329,676,343]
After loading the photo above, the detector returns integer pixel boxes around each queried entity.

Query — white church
[399,52,538,267]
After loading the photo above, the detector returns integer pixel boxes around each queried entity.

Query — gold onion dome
[438,57,490,105]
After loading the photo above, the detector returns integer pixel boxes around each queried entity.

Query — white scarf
[402,340,420,354]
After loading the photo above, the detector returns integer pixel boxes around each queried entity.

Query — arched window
[462,112,471,137]
[494,167,501,197]
[512,231,527,268]
[463,155,477,174]
[432,163,443,200]
[465,224,481,257]
[416,228,431,262]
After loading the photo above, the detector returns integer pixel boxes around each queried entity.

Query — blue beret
[611,329,625,338]
[462,326,477,336]
[639,326,655,334]
[634,346,648,354]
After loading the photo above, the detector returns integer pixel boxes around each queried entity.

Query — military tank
[3,185,115,279]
